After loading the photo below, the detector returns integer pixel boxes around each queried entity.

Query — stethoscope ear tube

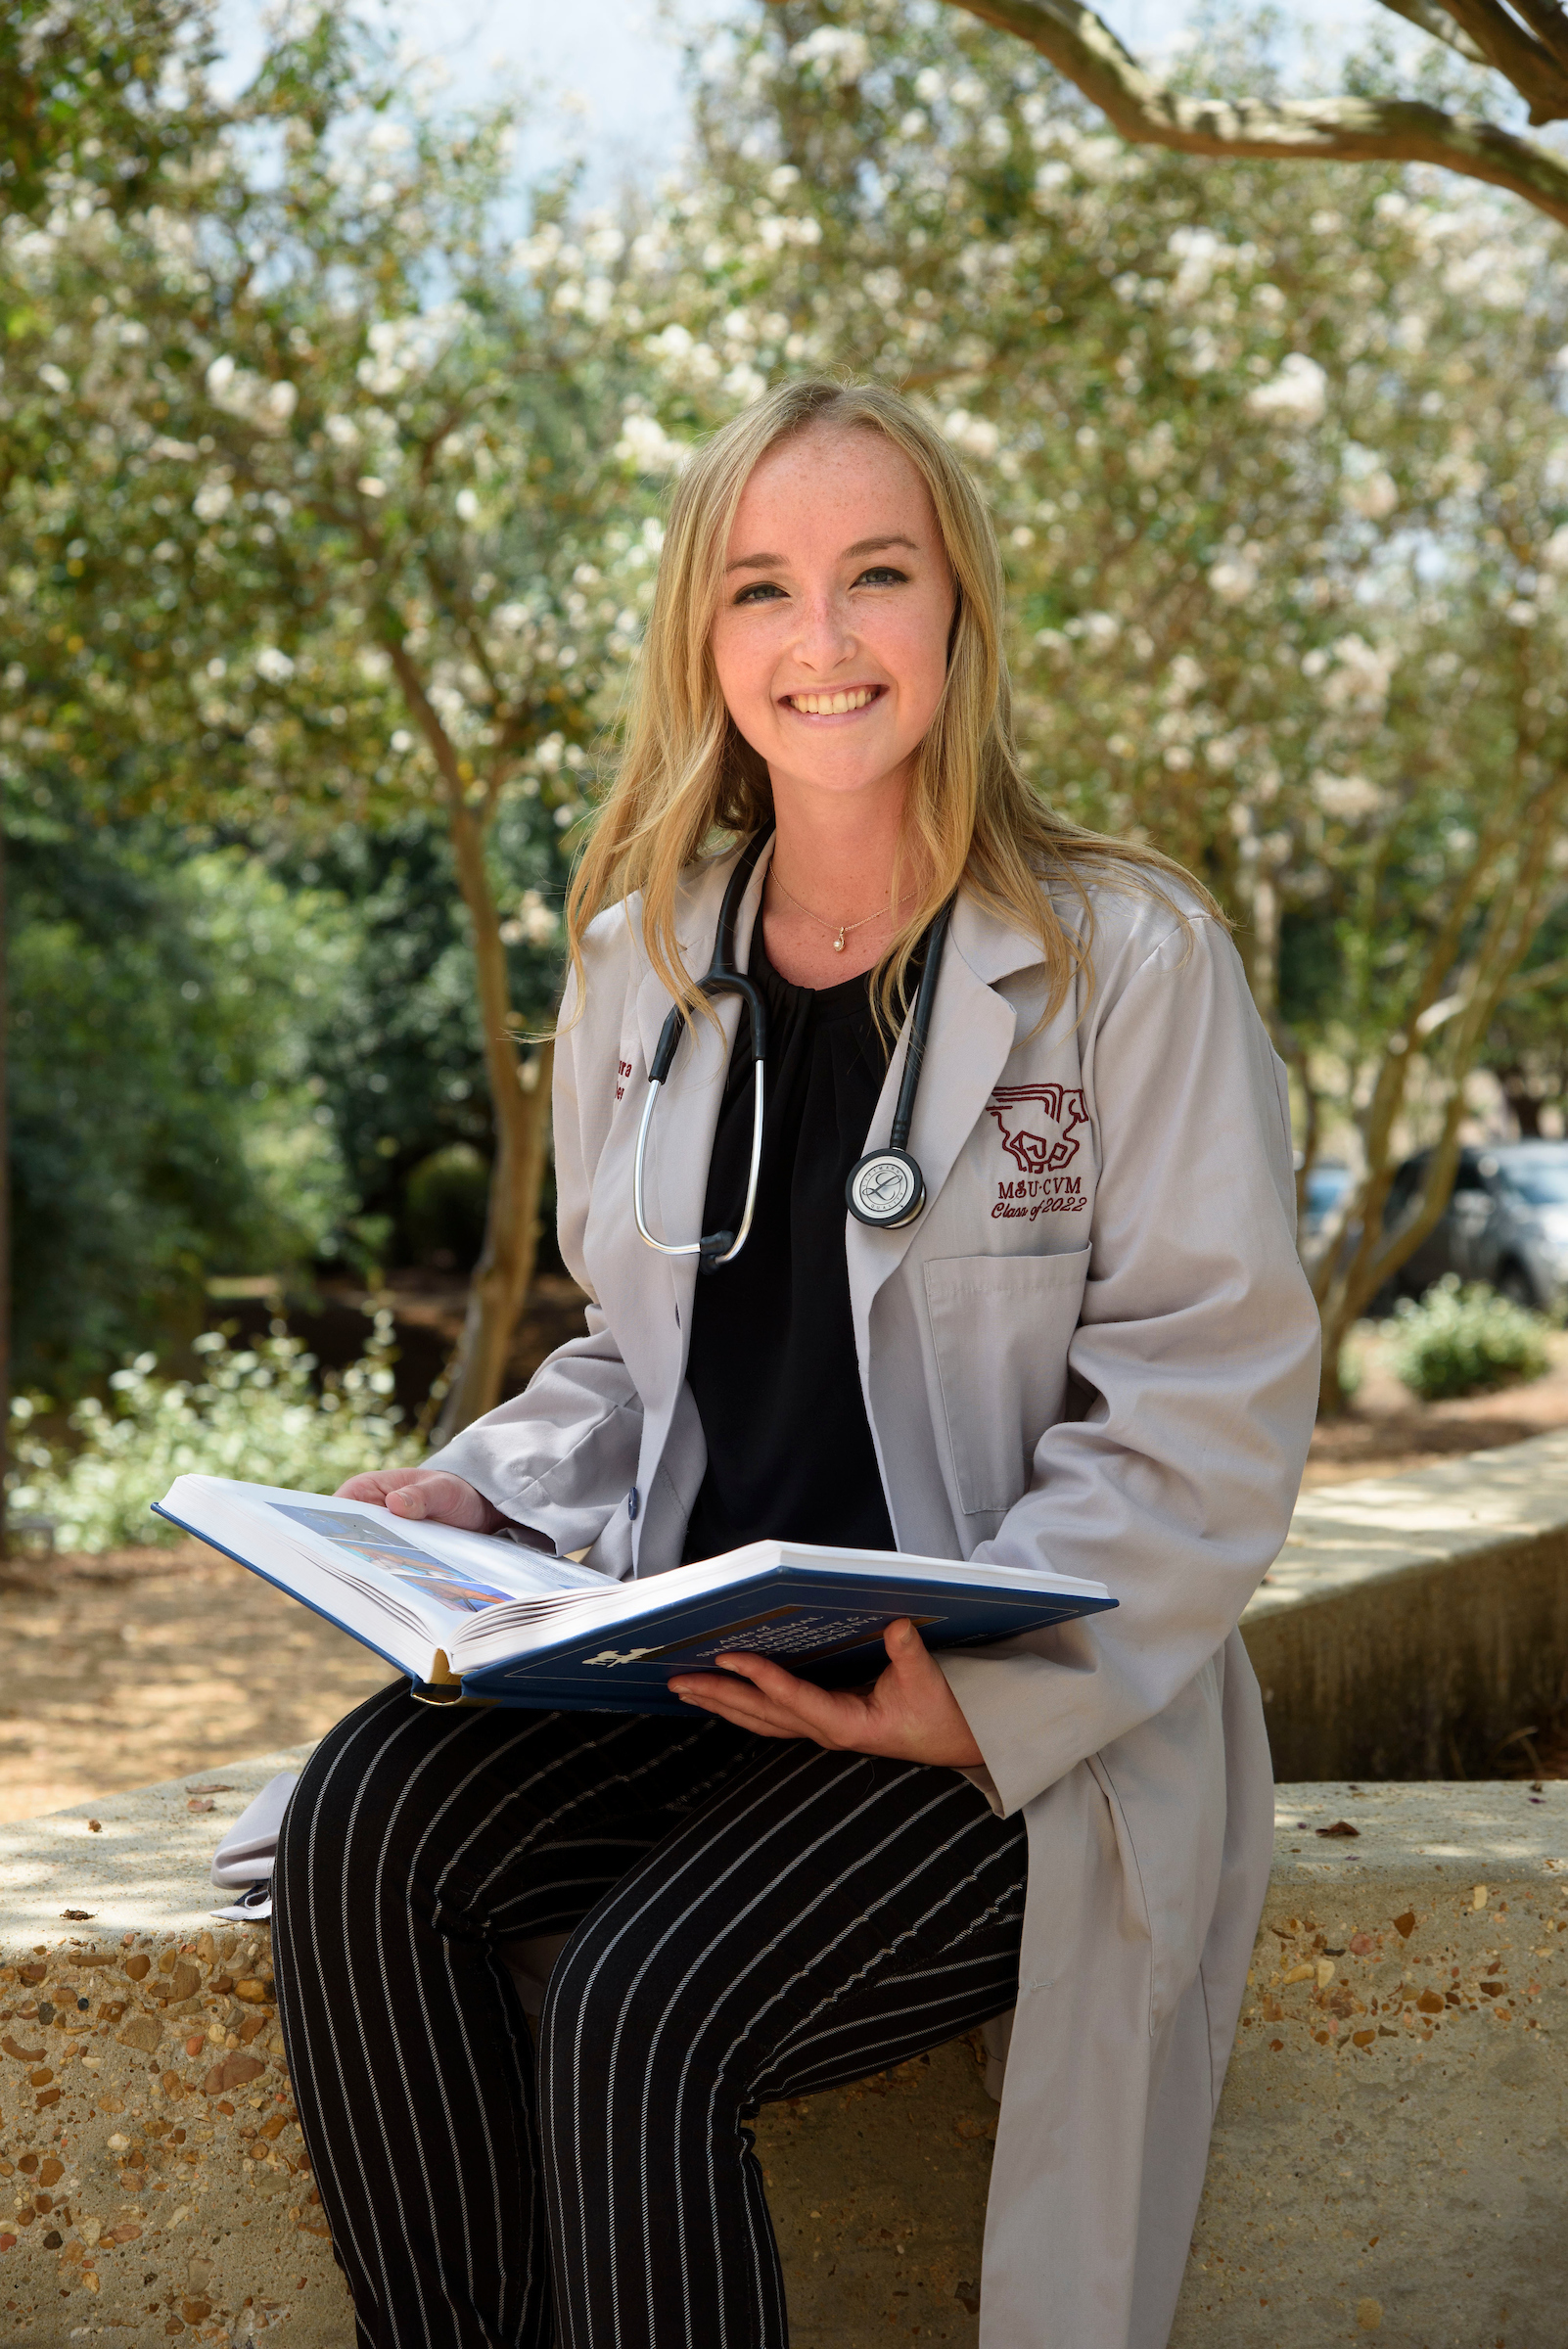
[632,828,773,1270]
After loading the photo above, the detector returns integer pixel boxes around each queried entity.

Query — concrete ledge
[1245,1430,1568,1777]
[0,1749,337,2345]
[2,1766,1563,2347]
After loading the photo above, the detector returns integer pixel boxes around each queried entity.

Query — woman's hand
[668,1618,984,1768]
[335,1465,504,1534]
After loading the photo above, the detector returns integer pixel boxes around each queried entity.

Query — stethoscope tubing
[633,828,775,1269]
[632,825,951,1266]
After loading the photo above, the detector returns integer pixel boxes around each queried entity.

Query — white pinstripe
[275,1685,1025,2349]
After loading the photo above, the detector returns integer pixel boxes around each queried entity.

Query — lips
[783,685,884,715]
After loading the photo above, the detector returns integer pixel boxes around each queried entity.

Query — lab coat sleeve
[432,960,645,1559]
[938,913,1319,1819]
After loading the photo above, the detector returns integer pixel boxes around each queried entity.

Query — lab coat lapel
[844,892,1036,1345]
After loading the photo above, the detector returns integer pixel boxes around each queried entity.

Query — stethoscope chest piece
[846,1147,926,1230]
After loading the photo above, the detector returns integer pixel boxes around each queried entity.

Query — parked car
[1298,1159,1354,1269]
[1380,1140,1568,1313]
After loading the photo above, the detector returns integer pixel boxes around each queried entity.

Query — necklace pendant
[833,930,846,951]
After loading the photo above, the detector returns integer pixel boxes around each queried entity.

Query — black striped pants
[273,1679,1026,2349]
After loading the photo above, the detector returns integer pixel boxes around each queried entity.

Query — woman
[274,379,1319,2349]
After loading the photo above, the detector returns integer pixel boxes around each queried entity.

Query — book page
[156,1476,612,1680]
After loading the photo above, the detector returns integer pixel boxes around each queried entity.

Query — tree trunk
[432,1036,554,1446]
[429,785,554,1445]
[1499,1065,1543,1136]
[385,644,559,1446]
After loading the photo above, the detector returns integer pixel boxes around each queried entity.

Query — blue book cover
[456,1557,1116,1713]
[154,1475,1116,1717]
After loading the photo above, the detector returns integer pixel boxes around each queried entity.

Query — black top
[681,924,899,1563]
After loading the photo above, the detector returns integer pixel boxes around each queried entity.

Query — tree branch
[1375,0,1490,68]
[929,0,1568,226]
[1441,0,1568,118]
[1506,0,1568,78]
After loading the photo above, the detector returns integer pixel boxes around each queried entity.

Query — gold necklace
[768,867,914,952]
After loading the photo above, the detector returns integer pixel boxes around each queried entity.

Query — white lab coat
[438,838,1320,2349]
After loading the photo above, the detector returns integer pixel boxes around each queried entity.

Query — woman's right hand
[335,1465,505,1534]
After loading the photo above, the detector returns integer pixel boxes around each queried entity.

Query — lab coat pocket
[921,1247,1090,1516]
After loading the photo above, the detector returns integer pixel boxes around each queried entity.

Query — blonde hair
[567,378,1208,1034]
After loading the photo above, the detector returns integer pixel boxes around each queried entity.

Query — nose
[788,582,857,674]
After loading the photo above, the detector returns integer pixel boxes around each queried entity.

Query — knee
[275,1681,424,1889]
[537,1920,657,2071]
[537,1911,718,2113]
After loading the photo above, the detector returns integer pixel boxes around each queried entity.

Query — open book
[154,1474,1116,1714]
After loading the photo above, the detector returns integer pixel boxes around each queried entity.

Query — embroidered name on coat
[985,1083,1088,1219]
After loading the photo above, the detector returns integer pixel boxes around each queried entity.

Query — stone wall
[1245,1429,1568,1779]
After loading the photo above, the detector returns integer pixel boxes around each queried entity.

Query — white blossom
[1208,552,1259,604]
[207,355,298,432]
[1129,422,1175,481]
[1313,633,1396,714]
[616,412,687,474]
[788,26,870,85]
[1343,470,1398,521]
[1246,353,1327,427]
[943,409,999,460]
[1313,771,1386,822]
[509,889,561,946]
[193,478,233,522]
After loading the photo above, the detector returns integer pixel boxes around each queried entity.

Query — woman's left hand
[668,1618,984,1767]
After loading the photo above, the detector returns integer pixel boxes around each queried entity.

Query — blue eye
[854,566,907,587]
[733,580,785,605]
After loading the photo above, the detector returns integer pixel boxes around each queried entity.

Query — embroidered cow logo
[985,1083,1087,1174]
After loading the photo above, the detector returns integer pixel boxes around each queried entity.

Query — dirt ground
[4,1309,1568,1825]
[1299,1326,1568,1487]
[0,1541,394,1821]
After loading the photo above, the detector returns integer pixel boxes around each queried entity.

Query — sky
[215,0,1424,195]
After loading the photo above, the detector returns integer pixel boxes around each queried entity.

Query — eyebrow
[724,533,922,574]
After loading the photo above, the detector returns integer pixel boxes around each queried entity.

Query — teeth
[790,687,877,714]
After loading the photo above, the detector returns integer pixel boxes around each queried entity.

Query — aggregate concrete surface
[0,1750,339,2347]
[1173,1781,1568,2349]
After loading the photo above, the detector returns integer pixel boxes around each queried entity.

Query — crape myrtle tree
[14,10,664,1438]
[600,1,1568,1407]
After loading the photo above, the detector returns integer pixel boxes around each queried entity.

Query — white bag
[208,1771,299,1922]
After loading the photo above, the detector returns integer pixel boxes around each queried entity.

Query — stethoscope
[633,826,951,1270]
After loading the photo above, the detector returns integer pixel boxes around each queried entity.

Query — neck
[766,766,912,917]
[760,761,927,987]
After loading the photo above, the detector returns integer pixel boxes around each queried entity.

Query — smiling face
[709,424,956,824]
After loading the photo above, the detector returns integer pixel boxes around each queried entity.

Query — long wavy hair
[566,378,1208,1033]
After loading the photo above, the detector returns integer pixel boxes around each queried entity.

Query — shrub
[1389,1276,1551,1404]
[404,1142,491,1267]
[9,1315,421,1553]
[12,832,355,1398]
